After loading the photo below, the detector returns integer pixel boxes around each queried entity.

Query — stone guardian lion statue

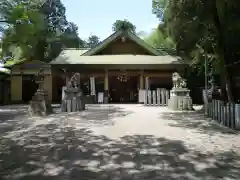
[172,72,187,88]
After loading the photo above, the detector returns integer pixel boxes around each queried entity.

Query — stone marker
[157,88,161,106]
[152,90,156,106]
[147,90,152,105]
[217,100,220,122]
[161,89,165,105]
[230,103,234,129]
[235,104,240,130]
[165,90,169,105]
[223,105,226,125]
[144,90,148,105]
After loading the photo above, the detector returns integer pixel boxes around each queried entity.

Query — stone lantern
[28,68,53,116]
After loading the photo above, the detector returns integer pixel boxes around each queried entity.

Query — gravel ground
[0,104,239,180]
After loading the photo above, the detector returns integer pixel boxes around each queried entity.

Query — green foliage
[152,0,168,20]
[87,35,100,48]
[152,0,240,69]
[1,0,46,60]
[112,19,136,33]
[152,0,240,101]
[144,26,175,49]
[0,0,84,64]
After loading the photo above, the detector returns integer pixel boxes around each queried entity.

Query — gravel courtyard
[0,104,240,180]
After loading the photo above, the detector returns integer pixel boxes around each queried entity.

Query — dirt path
[0,104,239,179]
[87,105,240,153]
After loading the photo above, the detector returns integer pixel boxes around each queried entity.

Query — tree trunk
[214,0,236,103]
[225,67,237,102]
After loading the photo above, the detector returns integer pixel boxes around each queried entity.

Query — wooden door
[109,75,138,103]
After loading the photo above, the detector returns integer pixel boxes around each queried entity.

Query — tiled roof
[63,48,90,55]
[50,53,185,65]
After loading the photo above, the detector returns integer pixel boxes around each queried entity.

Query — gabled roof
[81,30,161,56]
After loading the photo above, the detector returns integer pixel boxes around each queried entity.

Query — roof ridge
[126,31,160,55]
[63,48,90,50]
[81,30,124,56]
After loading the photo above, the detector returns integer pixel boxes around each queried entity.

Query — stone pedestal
[168,88,193,111]
[28,68,53,116]
[103,90,109,104]
[28,89,53,116]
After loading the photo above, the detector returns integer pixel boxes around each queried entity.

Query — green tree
[112,19,136,33]
[144,26,175,49]
[59,22,84,48]
[0,0,46,61]
[0,0,83,64]
[152,0,240,102]
[87,35,100,48]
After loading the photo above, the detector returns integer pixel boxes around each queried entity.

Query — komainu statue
[61,72,85,112]
[168,72,193,110]
[172,72,187,88]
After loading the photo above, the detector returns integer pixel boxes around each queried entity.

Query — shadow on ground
[0,105,29,135]
[0,105,28,120]
[81,104,133,121]
[160,108,239,135]
[53,104,133,127]
[0,104,133,136]
[1,124,240,180]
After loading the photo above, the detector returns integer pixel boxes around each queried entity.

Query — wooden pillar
[90,76,96,103]
[145,77,149,90]
[11,75,22,103]
[104,70,109,103]
[90,76,96,95]
[138,71,145,103]
[140,71,144,89]
[44,74,52,101]
[144,77,149,105]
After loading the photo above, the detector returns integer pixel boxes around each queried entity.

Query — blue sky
[62,0,160,40]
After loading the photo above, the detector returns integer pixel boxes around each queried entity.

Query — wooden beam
[144,72,172,78]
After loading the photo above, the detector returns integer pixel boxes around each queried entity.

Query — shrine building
[9,30,188,104]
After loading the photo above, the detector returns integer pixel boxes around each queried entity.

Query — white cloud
[137,22,158,39]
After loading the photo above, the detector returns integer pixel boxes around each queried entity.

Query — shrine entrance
[22,76,38,103]
[109,74,138,103]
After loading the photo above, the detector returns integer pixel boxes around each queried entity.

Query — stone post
[235,104,240,130]
[147,90,152,105]
[152,90,156,105]
[144,77,149,105]
[161,89,165,105]
[157,88,161,106]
